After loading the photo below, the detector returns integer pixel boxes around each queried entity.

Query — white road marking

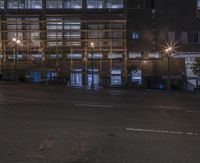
[126,128,198,136]
[75,104,114,108]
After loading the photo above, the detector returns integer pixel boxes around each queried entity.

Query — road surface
[0,83,200,163]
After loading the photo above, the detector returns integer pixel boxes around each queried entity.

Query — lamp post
[165,46,173,91]
[12,38,21,81]
[90,42,94,90]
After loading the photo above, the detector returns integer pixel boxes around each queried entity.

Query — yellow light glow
[90,42,94,48]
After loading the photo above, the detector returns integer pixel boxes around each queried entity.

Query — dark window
[128,0,145,9]
[193,32,200,43]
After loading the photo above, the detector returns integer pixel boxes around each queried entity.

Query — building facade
[0,0,200,89]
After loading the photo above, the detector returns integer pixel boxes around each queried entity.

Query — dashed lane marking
[75,104,114,108]
[126,128,199,136]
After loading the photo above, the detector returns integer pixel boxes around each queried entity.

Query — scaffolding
[0,11,127,84]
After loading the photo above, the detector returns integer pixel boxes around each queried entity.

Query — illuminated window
[197,0,200,9]
[87,0,123,8]
[7,18,23,46]
[64,0,82,8]
[7,17,40,48]
[87,0,104,8]
[70,69,82,87]
[197,0,200,17]
[132,32,140,39]
[24,18,40,47]
[129,52,142,59]
[108,53,122,59]
[131,69,142,85]
[106,0,123,8]
[64,18,81,46]
[0,0,4,9]
[68,53,82,59]
[111,69,121,86]
[46,0,63,8]
[7,0,24,9]
[148,52,160,59]
[25,0,42,9]
[47,18,63,46]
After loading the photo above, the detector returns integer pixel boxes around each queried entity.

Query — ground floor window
[131,69,142,85]
[70,69,82,87]
[46,70,58,81]
[31,70,41,83]
[87,69,99,86]
[111,69,121,86]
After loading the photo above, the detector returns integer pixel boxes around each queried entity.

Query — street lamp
[90,42,94,90]
[12,38,21,81]
[165,46,173,91]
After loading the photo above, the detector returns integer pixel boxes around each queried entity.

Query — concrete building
[0,0,200,90]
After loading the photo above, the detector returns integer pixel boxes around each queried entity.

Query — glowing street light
[12,38,21,81]
[90,42,94,90]
[165,46,173,91]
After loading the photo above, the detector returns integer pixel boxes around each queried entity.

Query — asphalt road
[0,83,200,163]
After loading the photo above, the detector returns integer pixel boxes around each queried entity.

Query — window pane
[106,0,123,8]
[64,0,82,8]
[25,0,42,9]
[87,0,104,8]
[46,0,63,8]
[0,0,4,9]
[87,0,123,9]
[180,31,188,44]
[193,32,199,43]
[7,0,24,9]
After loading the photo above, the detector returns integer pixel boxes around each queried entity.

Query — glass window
[64,0,82,8]
[132,32,140,39]
[46,0,63,8]
[87,0,104,8]
[68,53,82,59]
[7,0,24,9]
[7,18,23,47]
[70,70,82,87]
[111,69,121,86]
[198,0,200,9]
[180,31,188,44]
[148,52,160,59]
[87,69,99,86]
[24,18,40,47]
[87,0,123,8]
[88,53,103,59]
[131,69,142,85]
[106,0,123,8]
[64,18,81,47]
[193,32,200,43]
[0,0,4,9]
[25,0,42,9]
[168,31,175,42]
[47,18,63,46]
[197,0,200,17]
[108,53,122,59]
[129,52,142,59]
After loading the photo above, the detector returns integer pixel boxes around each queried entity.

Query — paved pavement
[0,83,200,163]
